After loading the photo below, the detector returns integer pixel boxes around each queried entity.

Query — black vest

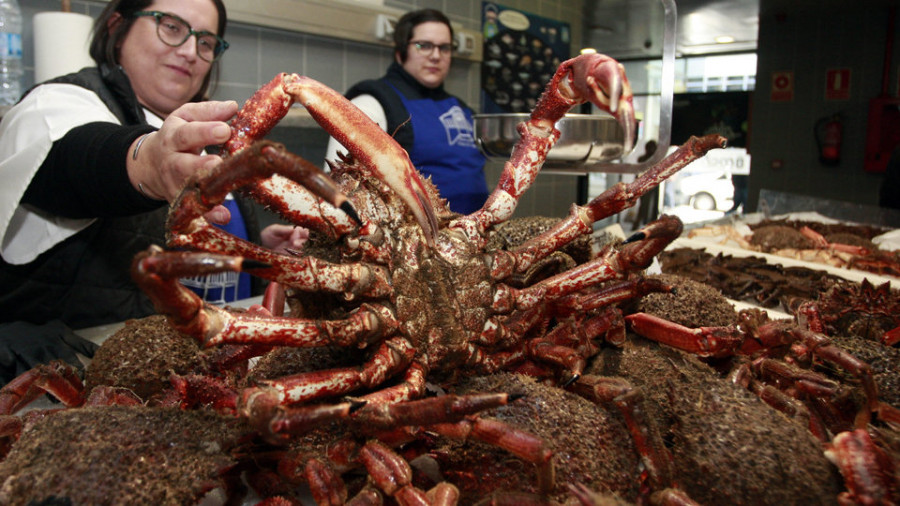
[0,67,262,329]
[346,62,470,154]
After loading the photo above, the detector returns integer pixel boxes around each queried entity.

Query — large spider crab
[791,278,900,346]
[129,53,725,499]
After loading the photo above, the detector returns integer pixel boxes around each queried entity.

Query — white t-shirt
[0,84,162,264]
[322,94,387,166]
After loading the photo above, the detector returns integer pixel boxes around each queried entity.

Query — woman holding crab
[0,0,303,381]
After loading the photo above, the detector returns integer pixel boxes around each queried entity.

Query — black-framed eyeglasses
[409,40,456,56]
[133,11,229,62]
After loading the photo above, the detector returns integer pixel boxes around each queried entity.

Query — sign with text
[770,71,794,102]
[825,68,851,100]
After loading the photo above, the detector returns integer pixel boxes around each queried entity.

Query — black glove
[0,320,99,386]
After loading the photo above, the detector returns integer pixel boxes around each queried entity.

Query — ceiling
[583,0,761,59]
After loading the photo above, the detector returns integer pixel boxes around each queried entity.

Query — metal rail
[581,0,677,174]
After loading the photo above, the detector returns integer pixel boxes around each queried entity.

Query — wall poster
[481,3,571,113]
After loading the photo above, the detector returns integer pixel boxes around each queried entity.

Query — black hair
[89,0,227,101]
[393,9,454,63]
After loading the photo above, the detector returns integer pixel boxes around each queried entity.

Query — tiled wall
[748,4,900,212]
[23,0,589,222]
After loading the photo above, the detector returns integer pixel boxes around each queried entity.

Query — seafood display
[660,246,848,309]
[686,216,900,277]
[661,241,900,347]
[625,275,898,505]
[0,50,897,505]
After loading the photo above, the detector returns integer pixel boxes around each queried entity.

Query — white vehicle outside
[668,147,750,212]
[679,170,733,211]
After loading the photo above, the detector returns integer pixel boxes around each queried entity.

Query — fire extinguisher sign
[770,71,794,102]
[825,68,851,100]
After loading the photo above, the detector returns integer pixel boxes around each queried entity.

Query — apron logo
[440,106,477,148]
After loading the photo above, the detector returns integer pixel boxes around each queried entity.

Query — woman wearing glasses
[0,0,303,373]
[325,8,489,215]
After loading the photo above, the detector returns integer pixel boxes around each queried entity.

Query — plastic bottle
[0,0,22,106]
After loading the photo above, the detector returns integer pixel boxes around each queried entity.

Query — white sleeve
[0,84,122,264]
[323,94,388,168]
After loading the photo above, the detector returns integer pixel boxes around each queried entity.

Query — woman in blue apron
[324,8,489,215]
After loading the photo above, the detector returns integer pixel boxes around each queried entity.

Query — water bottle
[0,0,22,105]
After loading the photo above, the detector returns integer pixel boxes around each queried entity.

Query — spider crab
[131,53,725,498]
[627,275,900,506]
[790,278,900,347]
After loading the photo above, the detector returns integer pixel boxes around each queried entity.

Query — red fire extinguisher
[815,114,842,166]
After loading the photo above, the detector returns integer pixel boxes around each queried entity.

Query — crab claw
[131,245,244,339]
[536,53,636,153]
[570,54,636,153]
[283,75,439,245]
[825,429,897,506]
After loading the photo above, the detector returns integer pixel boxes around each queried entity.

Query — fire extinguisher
[815,114,842,166]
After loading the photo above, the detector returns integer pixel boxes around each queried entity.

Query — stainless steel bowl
[473,113,626,166]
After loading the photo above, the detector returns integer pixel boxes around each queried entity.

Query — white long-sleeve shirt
[0,84,162,265]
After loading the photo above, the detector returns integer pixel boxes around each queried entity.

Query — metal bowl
[473,113,626,166]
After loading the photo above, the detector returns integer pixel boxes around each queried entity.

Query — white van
[670,147,750,212]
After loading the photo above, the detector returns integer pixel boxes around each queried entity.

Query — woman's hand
[127,100,238,202]
[261,224,309,254]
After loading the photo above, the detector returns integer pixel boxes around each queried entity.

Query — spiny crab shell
[124,53,727,502]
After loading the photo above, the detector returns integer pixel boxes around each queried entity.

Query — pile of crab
[660,246,900,346]
[0,53,897,505]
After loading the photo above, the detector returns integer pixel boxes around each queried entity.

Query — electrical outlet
[455,32,475,55]
[375,14,397,42]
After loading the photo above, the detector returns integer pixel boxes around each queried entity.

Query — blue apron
[180,196,251,304]
[394,86,489,214]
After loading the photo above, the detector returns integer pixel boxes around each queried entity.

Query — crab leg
[165,144,393,296]
[547,278,675,349]
[553,277,674,318]
[570,377,676,491]
[460,53,636,236]
[355,441,438,504]
[548,306,626,349]
[243,337,416,406]
[736,370,830,441]
[132,246,398,345]
[761,326,879,418]
[493,215,683,312]
[625,312,745,358]
[243,387,521,439]
[630,311,881,427]
[0,361,86,414]
[800,226,870,255]
[479,278,674,379]
[503,134,726,274]
[226,73,439,245]
[171,138,357,235]
[427,416,557,496]
[164,145,375,296]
